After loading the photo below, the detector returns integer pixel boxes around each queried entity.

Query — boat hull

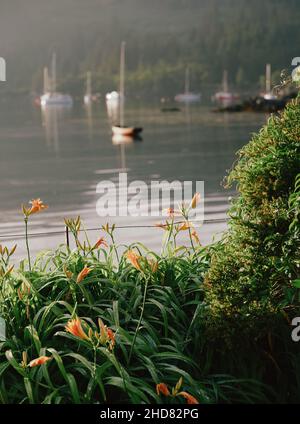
[40,92,73,107]
[112,126,143,136]
[214,92,239,102]
[175,93,201,103]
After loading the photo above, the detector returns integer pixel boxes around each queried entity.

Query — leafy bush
[199,97,300,401]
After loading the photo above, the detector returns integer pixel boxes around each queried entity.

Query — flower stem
[109,232,119,263]
[128,278,149,364]
[24,218,31,271]
[188,225,196,252]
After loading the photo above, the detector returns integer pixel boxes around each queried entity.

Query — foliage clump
[201,98,300,394]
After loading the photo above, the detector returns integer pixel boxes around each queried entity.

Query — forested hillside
[1,0,299,96]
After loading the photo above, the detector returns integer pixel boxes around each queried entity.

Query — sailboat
[111,42,143,137]
[175,68,201,103]
[40,53,73,108]
[213,70,239,104]
[262,64,277,100]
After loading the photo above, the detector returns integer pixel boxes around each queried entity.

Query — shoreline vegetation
[0,97,299,404]
[3,0,300,97]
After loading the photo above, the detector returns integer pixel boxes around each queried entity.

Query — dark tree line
[1,0,299,96]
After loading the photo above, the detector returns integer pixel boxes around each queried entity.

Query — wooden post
[65,225,70,248]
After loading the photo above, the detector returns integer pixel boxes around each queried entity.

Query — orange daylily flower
[177,391,199,404]
[30,199,48,215]
[156,383,170,397]
[22,199,48,217]
[190,193,200,209]
[76,266,92,283]
[126,250,142,271]
[29,356,51,367]
[65,317,90,341]
[92,237,108,250]
[106,328,115,350]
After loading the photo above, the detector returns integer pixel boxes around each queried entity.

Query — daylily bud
[29,356,51,367]
[190,193,200,209]
[156,383,170,397]
[76,266,92,283]
[177,391,199,404]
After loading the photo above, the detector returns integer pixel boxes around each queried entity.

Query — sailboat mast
[51,52,57,94]
[223,70,228,93]
[266,63,271,93]
[185,67,190,94]
[119,41,126,127]
[86,71,92,96]
[43,67,49,94]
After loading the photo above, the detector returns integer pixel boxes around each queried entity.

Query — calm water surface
[0,97,266,259]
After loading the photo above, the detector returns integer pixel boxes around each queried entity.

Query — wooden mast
[119,41,126,127]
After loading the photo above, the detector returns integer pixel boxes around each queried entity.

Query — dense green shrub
[197,97,300,401]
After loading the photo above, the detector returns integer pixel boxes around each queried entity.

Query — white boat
[111,125,142,136]
[40,53,73,108]
[214,91,239,103]
[262,64,277,100]
[175,68,201,103]
[106,91,121,102]
[213,70,239,104]
[41,92,73,107]
[111,42,142,137]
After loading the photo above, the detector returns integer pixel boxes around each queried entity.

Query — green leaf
[5,350,27,377]
[292,279,300,288]
[66,373,81,404]
[25,325,41,355]
[24,377,35,404]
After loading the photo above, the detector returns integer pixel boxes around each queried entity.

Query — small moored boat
[175,67,201,103]
[261,64,277,101]
[112,125,142,136]
[111,42,143,137]
[40,53,73,108]
[213,70,239,105]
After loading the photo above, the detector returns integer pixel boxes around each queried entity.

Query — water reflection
[0,97,268,259]
[84,102,94,141]
[41,106,72,153]
[106,97,119,125]
[112,134,133,145]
